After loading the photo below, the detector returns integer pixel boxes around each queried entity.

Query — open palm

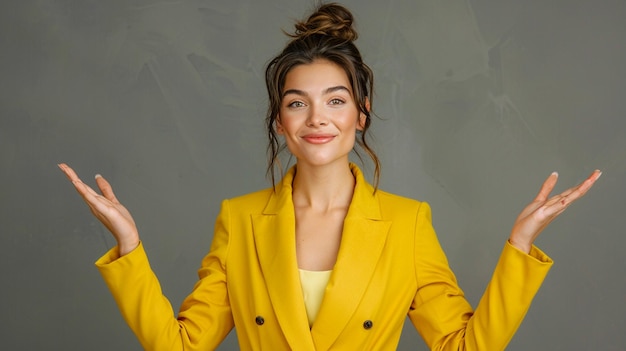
[509,170,602,253]
[59,163,140,256]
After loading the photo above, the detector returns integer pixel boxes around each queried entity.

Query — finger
[78,184,120,218]
[77,179,101,198]
[71,178,102,202]
[58,163,84,183]
[559,170,602,206]
[534,172,559,202]
[59,163,116,201]
[95,174,120,204]
[58,164,94,199]
[58,163,102,200]
[542,169,602,210]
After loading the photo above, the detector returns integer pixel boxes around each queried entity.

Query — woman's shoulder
[224,186,275,206]
[372,188,432,219]
[376,188,424,206]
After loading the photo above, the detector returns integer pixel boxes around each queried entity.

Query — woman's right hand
[59,163,140,256]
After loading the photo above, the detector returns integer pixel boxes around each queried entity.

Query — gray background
[1,0,624,350]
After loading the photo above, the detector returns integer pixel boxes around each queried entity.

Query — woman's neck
[291,161,355,212]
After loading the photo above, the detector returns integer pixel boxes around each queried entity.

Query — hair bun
[293,3,358,41]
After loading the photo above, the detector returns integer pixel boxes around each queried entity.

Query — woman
[59,3,601,350]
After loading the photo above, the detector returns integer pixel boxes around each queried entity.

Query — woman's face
[276,59,365,168]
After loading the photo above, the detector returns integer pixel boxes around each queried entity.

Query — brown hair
[264,2,381,190]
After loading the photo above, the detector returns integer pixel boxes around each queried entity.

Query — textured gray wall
[1,1,624,350]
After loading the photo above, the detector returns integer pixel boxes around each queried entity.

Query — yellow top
[299,269,332,327]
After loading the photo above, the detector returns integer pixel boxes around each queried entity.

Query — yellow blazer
[96,164,553,350]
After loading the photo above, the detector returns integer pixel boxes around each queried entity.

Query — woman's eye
[329,98,345,105]
[288,101,305,108]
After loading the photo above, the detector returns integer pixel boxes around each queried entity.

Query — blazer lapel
[310,164,391,351]
[251,167,316,351]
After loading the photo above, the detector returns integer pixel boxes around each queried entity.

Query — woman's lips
[301,134,336,144]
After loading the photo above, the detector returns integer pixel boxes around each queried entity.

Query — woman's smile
[301,133,336,144]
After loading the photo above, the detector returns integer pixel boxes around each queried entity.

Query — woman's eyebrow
[323,85,350,94]
[282,85,350,98]
[282,88,307,98]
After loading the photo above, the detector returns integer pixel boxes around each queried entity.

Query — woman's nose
[306,104,328,126]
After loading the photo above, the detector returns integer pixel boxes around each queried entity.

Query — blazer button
[363,320,373,329]
[255,316,265,325]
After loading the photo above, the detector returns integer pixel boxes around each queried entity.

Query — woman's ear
[357,97,371,131]
[275,116,284,134]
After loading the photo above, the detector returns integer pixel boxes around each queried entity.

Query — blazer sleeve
[95,200,235,351]
[407,202,553,351]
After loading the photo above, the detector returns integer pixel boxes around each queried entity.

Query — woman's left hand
[508,170,602,253]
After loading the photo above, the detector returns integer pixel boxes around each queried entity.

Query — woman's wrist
[508,237,532,254]
[118,238,140,256]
